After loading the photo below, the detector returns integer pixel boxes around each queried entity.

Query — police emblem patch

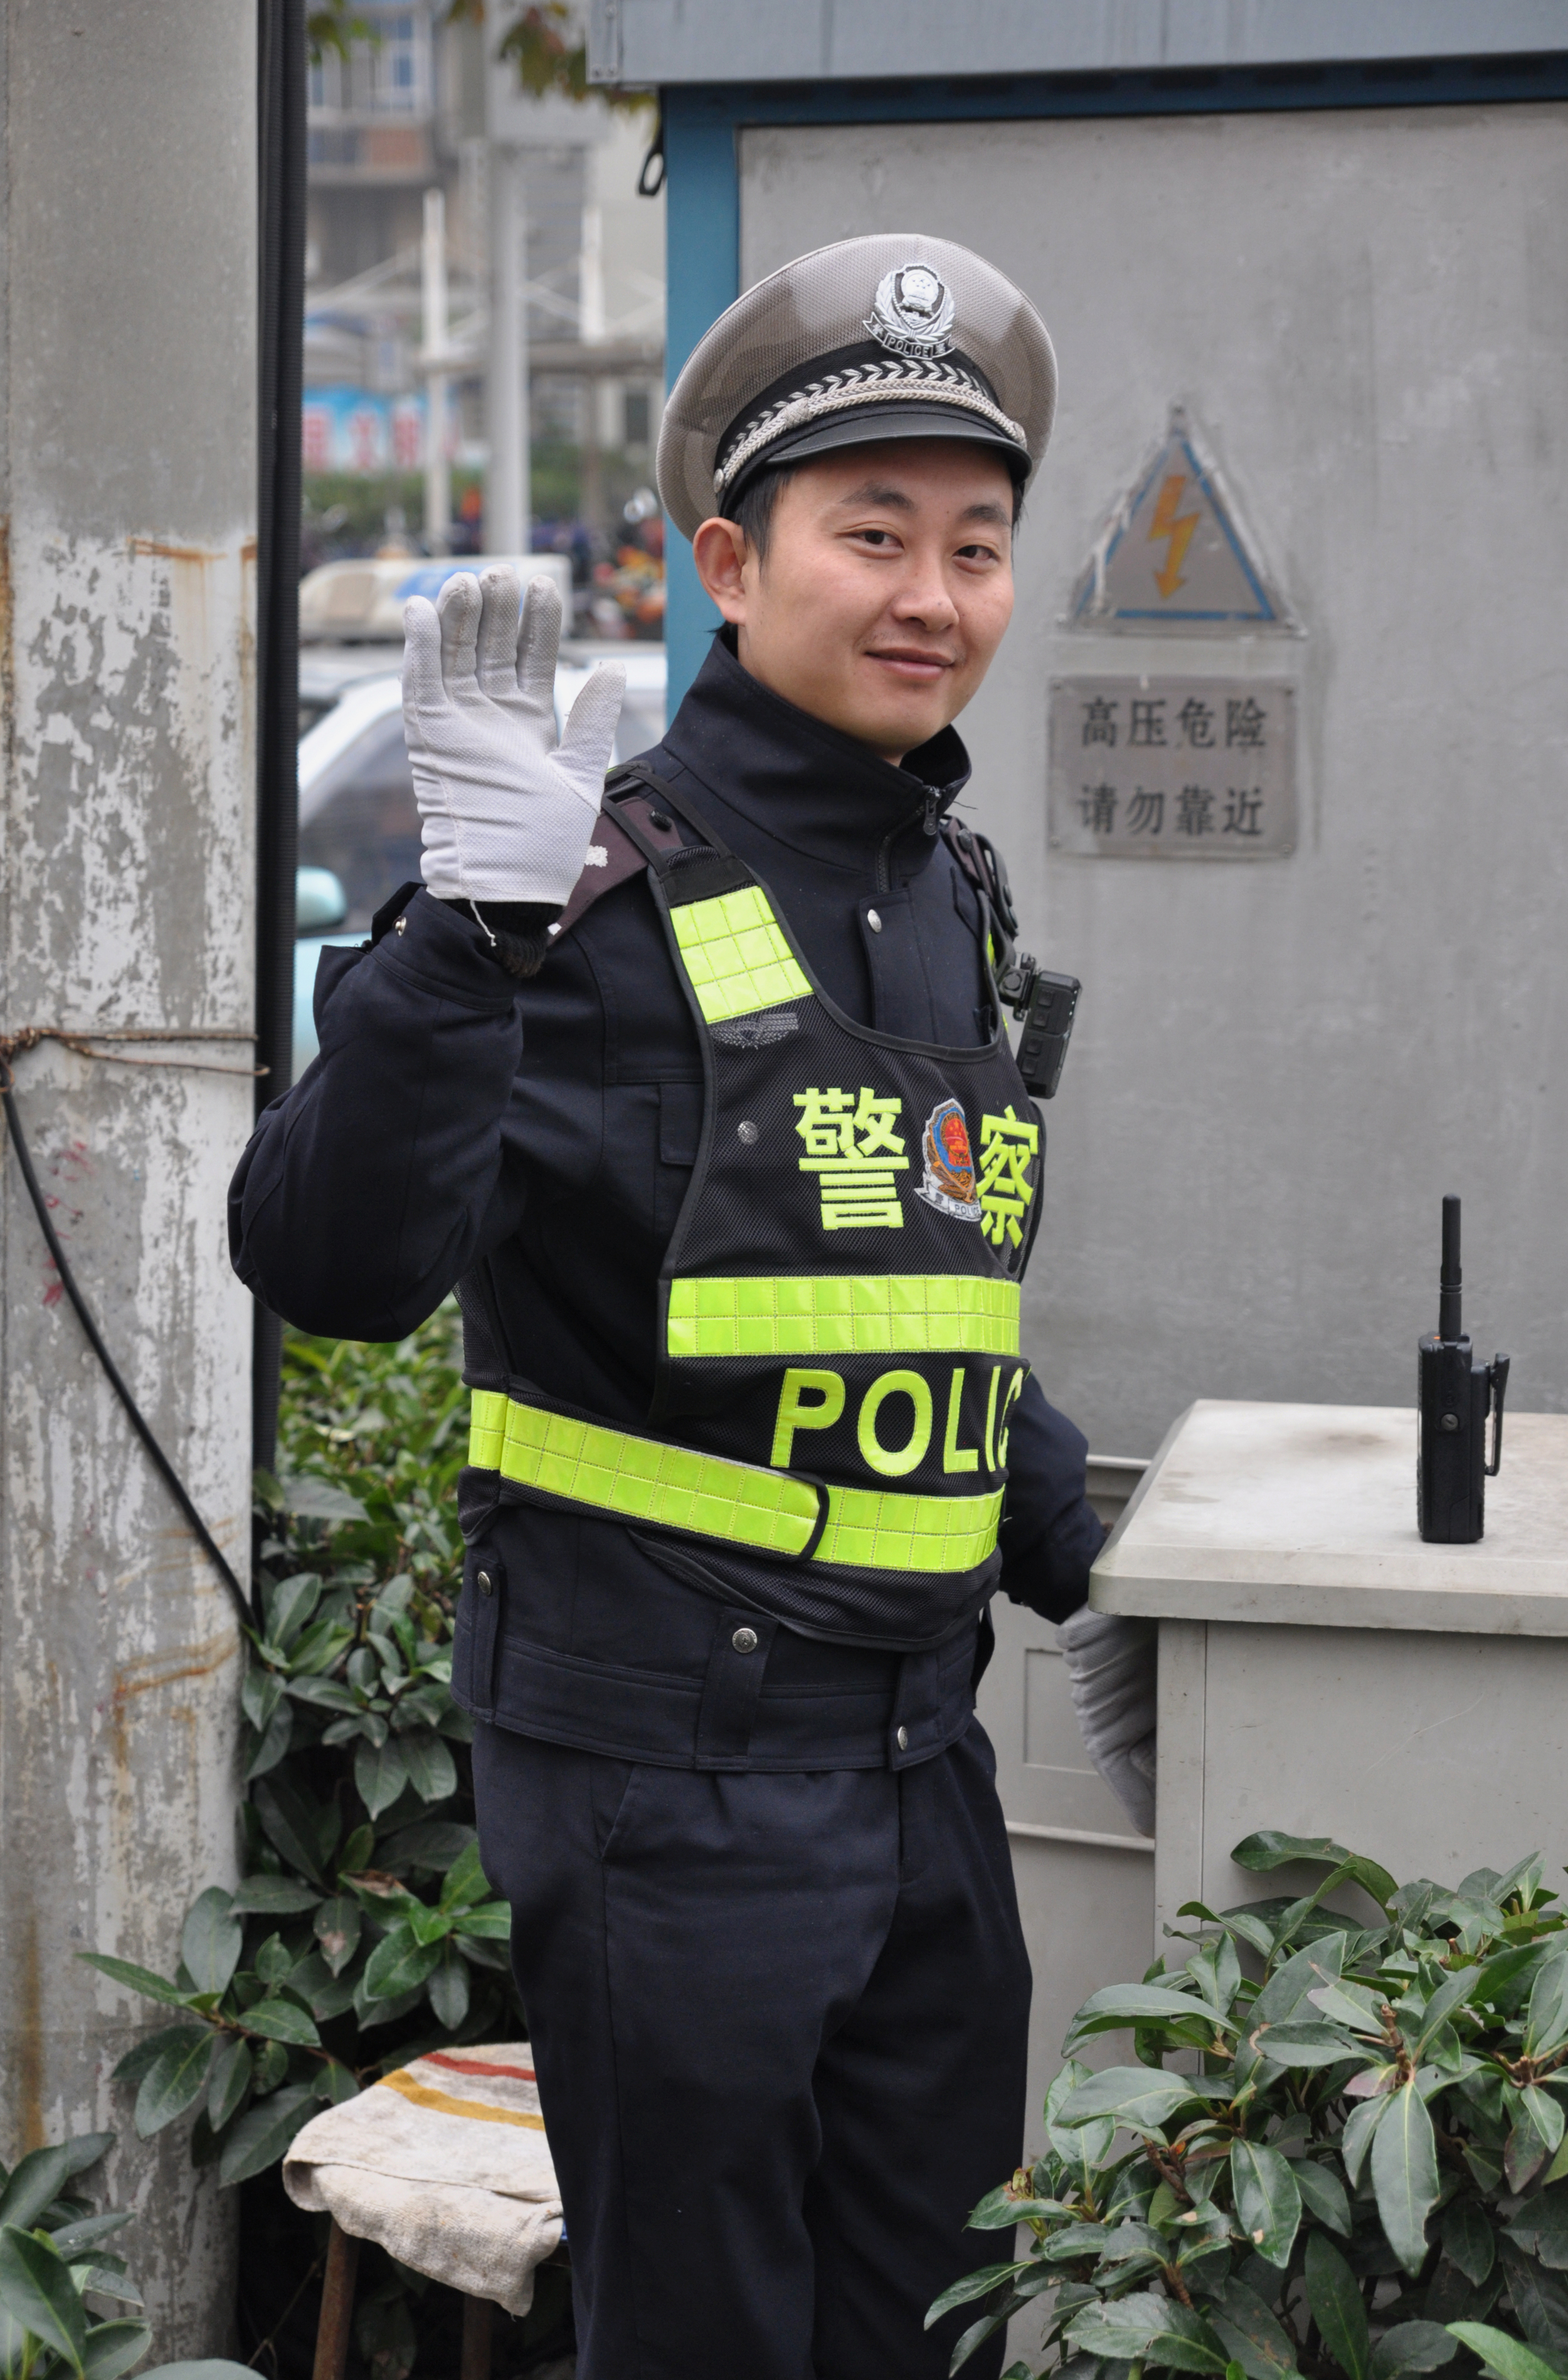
[866,263,956,360]
[916,1097,982,1222]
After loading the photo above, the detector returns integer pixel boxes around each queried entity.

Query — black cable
[253,0,307,1477]
[1,1055,253,1632]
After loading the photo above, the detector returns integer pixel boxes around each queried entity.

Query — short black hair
[724,452,1025,563]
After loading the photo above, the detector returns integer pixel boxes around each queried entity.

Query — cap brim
[724,403,1030,516]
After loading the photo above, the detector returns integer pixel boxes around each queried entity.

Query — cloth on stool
[283,2045,563,2316]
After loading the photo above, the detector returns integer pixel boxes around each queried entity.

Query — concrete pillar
[0,1,254,2356]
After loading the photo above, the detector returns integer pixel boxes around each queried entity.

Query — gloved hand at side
[401,564,624,909]
[1057,1604,1157,1839]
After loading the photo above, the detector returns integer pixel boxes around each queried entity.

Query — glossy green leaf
[448,1901,512,1941]
[0,2226,87,2374]
[354,1737,409,1821]
[397,1727,457,1805]
[924,2262,1032,2327]
[1254,1935,1347,2025]
[263,1571,323,1649]
[362,1924,442,2004]
[1507,2088,1556,2194]
[252,1779,326,1888]
[1503,2185,1568,2272]
[206,2036,253,2133]
[1231,2140,1301,2268]
[243,1997,320,2048]
[0,2144,80,2231]
[277,1474,366,1523]
[228,1875,322,1917]
[216,2085,317,2187]
[1338,2091,1388,2189]
[137,2364,261,2380]
[965,2184,1071,2231]
[1497,2241,1568,2367]
[252,2038,288,2095]
[80,2322,154,2380]
[1231,1833,1397,1910]
[1295,2157,1352,2236]
[1445,2326,1561,2380]
[1371,2081,1439,2277]
[1248,2019,1357,2068]
[1057,2066,1215,2133]
[403,1901,453,1949]
[312,1895,362,1979]
[1305,2229,1370,2380]
[1310,1979,1387,2033]
[427,1945,470,2032]
[438,1841,489,1913]
[1413,1965,1480,2053]
[311,2063,360,2106]
[378,1819,477,1877]
[134,2028,217,2138]
[47,2214,131,2258]
[253,1934,294,1987]
[75,1953,189,2009]
[1207,2277,1298,2379]
[180,1892,241,1999]
[1067,1982,1238,2042]
[1372,2322,1459,2380]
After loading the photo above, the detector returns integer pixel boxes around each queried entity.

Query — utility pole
[578,196,605,544]
[422,186,452,556]
[0,0,252,2357]
[486,142,529,553]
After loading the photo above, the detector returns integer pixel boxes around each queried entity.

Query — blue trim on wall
[660,50,1568,707]
[663,109,738,709]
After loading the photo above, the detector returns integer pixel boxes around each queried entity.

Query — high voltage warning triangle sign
[1067,406,1293,632]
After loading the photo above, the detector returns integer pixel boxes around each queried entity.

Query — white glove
[401,564,624,907]
[1057,1604,1157,1839]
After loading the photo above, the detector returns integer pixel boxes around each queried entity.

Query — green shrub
[938,1833,1568,2380]
[80,1305,523,2190]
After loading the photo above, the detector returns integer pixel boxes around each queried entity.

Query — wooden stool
[288,2046,563,2380]
[310,2218,567,2380]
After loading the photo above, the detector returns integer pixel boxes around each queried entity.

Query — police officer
[232,234,1114,2380]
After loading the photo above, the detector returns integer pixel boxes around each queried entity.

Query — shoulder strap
[939,817,1019,944]
[549,763,743,946]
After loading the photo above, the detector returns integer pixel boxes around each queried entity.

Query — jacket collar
[659,628,971,885]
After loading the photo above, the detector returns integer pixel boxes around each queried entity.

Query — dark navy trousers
[472,1716,1031,2380]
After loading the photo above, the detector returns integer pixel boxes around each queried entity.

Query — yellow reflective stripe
[667,1274,1021,1360]
[469,1393,819,1558]
[670,885,811,1022]
[467,1394,1002,1574]
[817,1483,1004,1573]
[470,1388,507,1471]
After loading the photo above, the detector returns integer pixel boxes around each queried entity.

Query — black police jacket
[230,631,1103,1770]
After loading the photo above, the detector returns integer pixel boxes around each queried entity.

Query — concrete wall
[739,101,1568,1457]
[0,3,255,2352]
[592,0,1568,85]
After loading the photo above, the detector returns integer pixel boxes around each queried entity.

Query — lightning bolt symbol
[1147,472,1200,599]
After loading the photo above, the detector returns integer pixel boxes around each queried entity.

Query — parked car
[291,642,666,1077]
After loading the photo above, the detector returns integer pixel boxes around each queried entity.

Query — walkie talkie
[1417,1195,1509,1543]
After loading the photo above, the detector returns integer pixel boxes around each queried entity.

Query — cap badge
[866,263,956,360]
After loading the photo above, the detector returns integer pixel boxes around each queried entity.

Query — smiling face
[691,440,1018,765]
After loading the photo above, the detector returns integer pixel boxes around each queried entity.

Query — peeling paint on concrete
[0,1,256,2357]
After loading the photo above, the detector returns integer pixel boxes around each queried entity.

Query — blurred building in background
[301,0,664,632]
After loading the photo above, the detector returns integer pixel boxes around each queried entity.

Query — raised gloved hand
[401,564,624,909]
[1057,1604,1157,1839]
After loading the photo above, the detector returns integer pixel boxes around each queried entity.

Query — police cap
[656,233,1057,543]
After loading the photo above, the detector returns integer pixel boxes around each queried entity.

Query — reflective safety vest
[466,773,1046,1647]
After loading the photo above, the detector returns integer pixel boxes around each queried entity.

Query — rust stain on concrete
[127,537,221,565]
